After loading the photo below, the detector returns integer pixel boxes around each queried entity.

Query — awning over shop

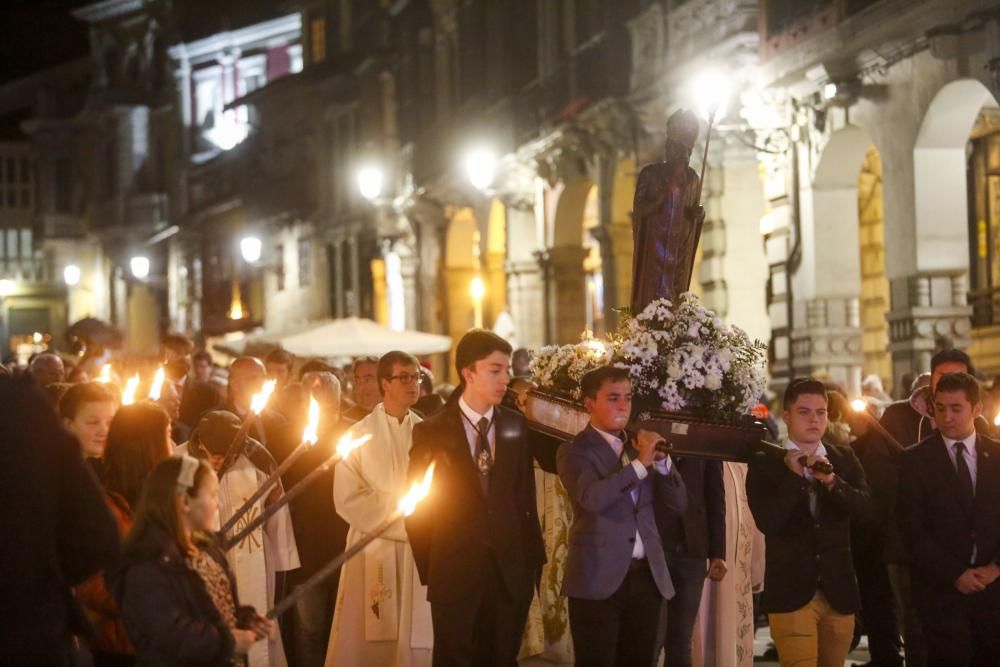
[212,317,452,359]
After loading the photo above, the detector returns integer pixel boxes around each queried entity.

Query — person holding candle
[344,357,381,423]
[179,410,300,667]
[747,378,872,667]
[897,372,1000,666]
[326,350,433,667]
[405,329,560,667]
[113,456,271,666]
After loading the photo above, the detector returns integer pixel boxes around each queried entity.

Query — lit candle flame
[335,431,373,459]
[994,413,1000,427]
[250,379,277,415]
[302,397,321,446]
[122,374,140,405]
[96,364,112,384]
[398,462,436,517]
[851,399,867,413]
[147,366,166,401]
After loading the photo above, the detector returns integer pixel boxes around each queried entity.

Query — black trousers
[852,526,903,666]
[663,554,707,667]
[429,553,533,667]
[917,580,1000,667]
[569,559,666,667]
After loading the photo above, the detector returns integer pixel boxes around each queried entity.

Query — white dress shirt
[786,440,828,517]
[458,396,496,461]
[592,426,671,560]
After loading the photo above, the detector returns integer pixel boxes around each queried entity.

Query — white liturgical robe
[325,403,433,667]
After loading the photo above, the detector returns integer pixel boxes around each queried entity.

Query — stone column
[505,259,545,350]
[332,239,345,318]
[347,234,360,316]
[543,245,589,344]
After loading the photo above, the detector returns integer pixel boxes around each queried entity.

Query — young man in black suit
[747,378,872,667]
[898,372,1000,666]
[405,329,558,667]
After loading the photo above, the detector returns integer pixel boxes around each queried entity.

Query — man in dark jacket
[747,378,872,667]
[0,376,120,664]
[405,329,559,666]
[656,456,727,667]
[897,372,1000,666]
[865,348,982,667]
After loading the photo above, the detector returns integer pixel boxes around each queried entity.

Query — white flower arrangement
[530,293,768,422]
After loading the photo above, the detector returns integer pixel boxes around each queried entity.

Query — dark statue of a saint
[630,109,705,315]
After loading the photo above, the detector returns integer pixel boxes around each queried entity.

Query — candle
[266,462,436,619]
[147,366,166,401]
[851,398,904,452]
[217,380,277,473]
[96,364,113,384]
[121,374,140,406]
[220,397,322,535]
[224,430,373,551]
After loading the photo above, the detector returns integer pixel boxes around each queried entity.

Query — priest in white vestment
[326,351,433,667]
[180,410,301,667]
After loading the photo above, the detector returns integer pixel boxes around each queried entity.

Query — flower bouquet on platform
[517,293,781,462]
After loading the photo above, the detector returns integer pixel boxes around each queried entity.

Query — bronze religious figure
[630,109,705,315]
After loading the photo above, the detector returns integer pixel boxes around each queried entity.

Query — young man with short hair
[558,366,687,667]
[898,372,1000,665]
[328,350,432,666]
[747,378,872,667]
[405,329,558,666]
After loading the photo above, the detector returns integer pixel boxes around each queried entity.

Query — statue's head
[665,109,700,158]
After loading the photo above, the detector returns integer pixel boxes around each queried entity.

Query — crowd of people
[1,330,999,667]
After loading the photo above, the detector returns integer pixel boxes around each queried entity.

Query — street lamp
[130,256,150,280]
[240,236,262,263]
[63,265,81,286]
[357,165,384,201]
[463,146,497,191]
[470,275,485,328]
[692,68,731,121]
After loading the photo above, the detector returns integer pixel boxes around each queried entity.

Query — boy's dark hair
[59,381,117,420]
[192,350,212,365]
[377,351,420,394]
[454,329,512,381]
[580,366,631,401]
[265,349,294,368]
[933,372,981,405]
[930,348,973,375]
[782,378,829,409]
[298,359,332,378]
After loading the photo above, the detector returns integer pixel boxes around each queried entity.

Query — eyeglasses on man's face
[388,373,421,384]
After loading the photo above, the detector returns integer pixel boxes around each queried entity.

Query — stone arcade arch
[904,78,999,373]
[793,125,881,395]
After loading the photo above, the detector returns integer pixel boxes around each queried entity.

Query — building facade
[6,0,1000,396]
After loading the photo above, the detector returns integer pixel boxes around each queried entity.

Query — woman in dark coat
[112,456,270,666]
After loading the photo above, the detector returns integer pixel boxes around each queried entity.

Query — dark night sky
[0,0,92,84]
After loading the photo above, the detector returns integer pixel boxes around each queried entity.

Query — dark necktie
[954,441,975,513]
[474,417,493,494]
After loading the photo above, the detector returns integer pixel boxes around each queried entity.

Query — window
[310,17,326,64]
[276,244,285,291]
[298,238,311,287]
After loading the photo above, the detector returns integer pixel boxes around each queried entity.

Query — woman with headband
[112,456,272,666]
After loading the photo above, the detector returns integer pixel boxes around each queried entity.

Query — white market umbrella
[277,317,452,358]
